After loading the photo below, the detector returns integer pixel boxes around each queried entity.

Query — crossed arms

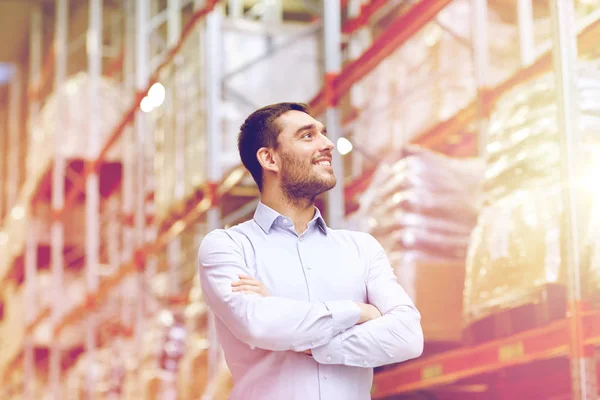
[197,229,424,368]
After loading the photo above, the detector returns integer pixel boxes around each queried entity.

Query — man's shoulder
[198,221,257,262]
[203,220,256,243]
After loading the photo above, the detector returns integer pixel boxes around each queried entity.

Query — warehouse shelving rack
[1,0,599,399]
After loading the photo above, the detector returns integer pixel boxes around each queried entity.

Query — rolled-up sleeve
[312,233,423,367]
[198,229,361,352]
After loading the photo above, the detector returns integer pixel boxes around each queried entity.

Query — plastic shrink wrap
[463,62,600,326]
[353,145,483,264]
[481,64,600,206]
[350,145,483,340]
[348,0,522,155]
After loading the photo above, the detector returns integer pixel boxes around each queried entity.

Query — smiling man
[197,102,423,400]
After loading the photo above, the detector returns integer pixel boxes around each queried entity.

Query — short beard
[280,152,335,206]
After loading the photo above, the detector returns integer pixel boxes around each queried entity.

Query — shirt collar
[253,201,328,235]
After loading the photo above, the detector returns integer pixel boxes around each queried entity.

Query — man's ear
[256,147,279,173]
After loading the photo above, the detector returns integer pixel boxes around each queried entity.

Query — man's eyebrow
[294,124,326,136]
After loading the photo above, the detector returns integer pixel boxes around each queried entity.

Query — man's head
[238,102,336,201]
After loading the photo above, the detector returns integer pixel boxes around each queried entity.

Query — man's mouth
[314,160,332,167]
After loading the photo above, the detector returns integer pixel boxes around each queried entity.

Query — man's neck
[261,189,315,235]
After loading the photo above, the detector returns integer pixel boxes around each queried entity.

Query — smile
[314,160,331,167]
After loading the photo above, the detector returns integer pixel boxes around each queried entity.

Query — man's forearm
[310,305,423,368]
[203,286,364,353]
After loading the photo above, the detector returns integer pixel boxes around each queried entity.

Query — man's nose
[320,133,334,151]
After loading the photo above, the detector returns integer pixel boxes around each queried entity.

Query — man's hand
[355,302,382,324]
[231,275,270,296]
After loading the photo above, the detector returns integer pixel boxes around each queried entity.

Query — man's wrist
[355,302,381,324]
[323,301,361,335]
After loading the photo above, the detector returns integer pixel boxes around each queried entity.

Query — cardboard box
[396,261,465,342]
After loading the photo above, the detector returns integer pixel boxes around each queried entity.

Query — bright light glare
[159,309,174,326]
[148,82,166,108]
[11,205,25,220]
[140,96,154,113]
[337,137,353,155]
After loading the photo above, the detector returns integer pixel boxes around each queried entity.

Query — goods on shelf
[352,145,483,262]
[347,0,522,155]
[29,72,128,181]
[482,63,600,206]
[463,62,600,328]
[349,145,483,340]
[0,73,128,286]
[0,270,88,382]
[464,186,566,325]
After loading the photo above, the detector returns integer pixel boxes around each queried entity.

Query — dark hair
[238,102,311,191]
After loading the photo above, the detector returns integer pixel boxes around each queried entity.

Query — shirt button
[299,236,303,242]
[326,356,332,362]
[305,264,311,270]
[283,219,288,224]
[311,342,315,346]
[363,360,368,366]
[324,375,328,380]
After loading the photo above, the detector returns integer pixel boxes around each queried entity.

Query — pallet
[463,284,567,345]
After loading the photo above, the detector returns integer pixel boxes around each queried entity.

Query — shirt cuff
[323,300,361,337]
[312,333,345,365]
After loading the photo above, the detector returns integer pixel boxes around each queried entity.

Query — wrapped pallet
[463,63,600,332]
[350,145,483,341]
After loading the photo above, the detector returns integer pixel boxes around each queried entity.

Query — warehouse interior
[1,0,600,398]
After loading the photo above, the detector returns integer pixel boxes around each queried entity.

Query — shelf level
[372,311,600,398]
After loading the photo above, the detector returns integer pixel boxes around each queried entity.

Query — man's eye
[302,132,313,139]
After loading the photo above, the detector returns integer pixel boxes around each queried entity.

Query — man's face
[274,110,336,201]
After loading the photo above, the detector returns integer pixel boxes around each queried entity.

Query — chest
[244,233,368,303]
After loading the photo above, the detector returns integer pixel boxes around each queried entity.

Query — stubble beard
[279,152,336,206]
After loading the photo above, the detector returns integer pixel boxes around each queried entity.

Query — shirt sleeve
[198,229,361,352]
[311,233,424,368]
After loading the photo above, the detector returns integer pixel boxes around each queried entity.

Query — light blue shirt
[198,202,423,400]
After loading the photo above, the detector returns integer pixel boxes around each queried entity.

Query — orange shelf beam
[341,0,389,35]
[371,311,600,398]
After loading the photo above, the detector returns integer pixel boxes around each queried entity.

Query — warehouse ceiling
[0,0,552,78]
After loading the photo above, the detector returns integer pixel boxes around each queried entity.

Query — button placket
[297,234,313,300]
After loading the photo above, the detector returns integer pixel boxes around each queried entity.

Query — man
[198,102,423,400]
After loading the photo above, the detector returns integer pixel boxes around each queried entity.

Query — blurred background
[0,0,599,399]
